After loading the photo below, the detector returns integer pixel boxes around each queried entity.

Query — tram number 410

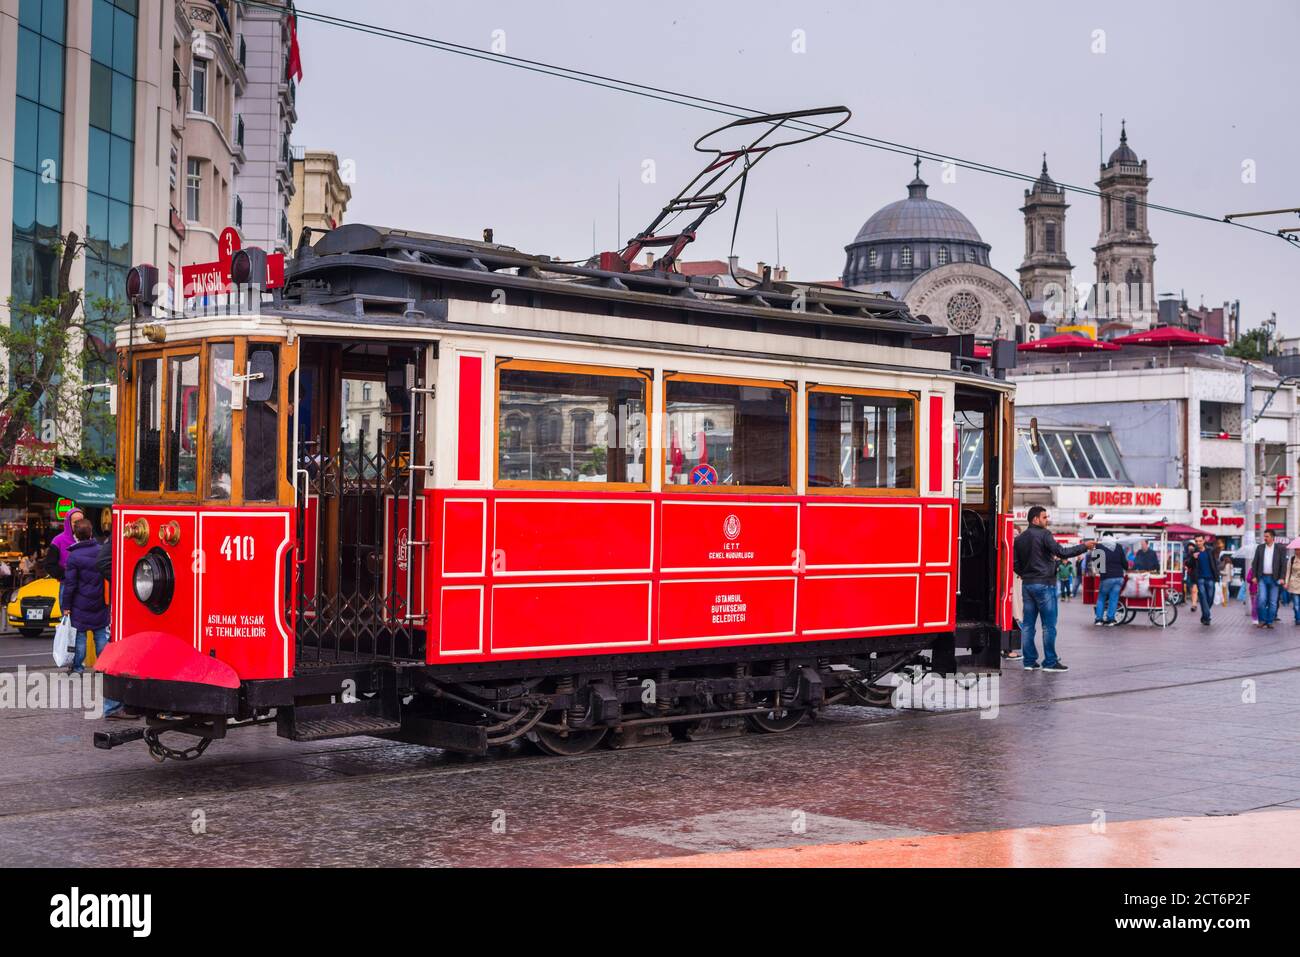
[219,535,256,561]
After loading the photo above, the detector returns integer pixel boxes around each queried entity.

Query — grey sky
[292,0,1300,332]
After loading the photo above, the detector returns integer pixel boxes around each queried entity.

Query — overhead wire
[253,1,1296,248]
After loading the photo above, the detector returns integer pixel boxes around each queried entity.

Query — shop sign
[55,498,77,519]
[1201,507,1245,528]
[1056,486,1188,511]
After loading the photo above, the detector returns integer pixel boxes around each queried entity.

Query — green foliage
[0,232,119,499]
[1226,327,1274,360]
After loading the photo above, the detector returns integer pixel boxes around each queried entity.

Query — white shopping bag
[51,616,76,669]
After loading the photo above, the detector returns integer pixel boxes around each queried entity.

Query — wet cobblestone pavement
[2,596,1299,866]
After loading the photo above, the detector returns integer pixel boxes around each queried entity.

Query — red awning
[973,344,991,359]
[1110,327,1227,347]
[1162,523,1212,540]
[1018,333,1120,353]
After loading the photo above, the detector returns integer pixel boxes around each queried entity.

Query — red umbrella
[1110,327,1226,347]
[1017,333,1121,353]
[973,344,991,359]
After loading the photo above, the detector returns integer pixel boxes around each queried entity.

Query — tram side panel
[425,489,958,664]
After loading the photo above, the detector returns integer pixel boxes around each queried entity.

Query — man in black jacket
[1252,529,1287,628]
[1013,506,1094,672]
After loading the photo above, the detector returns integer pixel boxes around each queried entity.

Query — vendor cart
[1079,519,1183,627]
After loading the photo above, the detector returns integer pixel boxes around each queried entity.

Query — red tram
[95,224,1017,761]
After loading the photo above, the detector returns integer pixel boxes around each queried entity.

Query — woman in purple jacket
[64,518,123,718]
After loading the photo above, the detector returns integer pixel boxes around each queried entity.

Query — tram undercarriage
[95,629,999,761]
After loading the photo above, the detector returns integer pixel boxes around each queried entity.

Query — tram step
[278,699,401,741]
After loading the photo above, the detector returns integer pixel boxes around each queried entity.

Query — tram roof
[276,224,943,347]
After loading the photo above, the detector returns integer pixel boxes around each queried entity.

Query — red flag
[287,13,304,82]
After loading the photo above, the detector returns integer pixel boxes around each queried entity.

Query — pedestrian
[63,518,124,718]
[1057,558,1074,601]
[1219,553,1234,607]
[44,508,85,608]
[1133,539,1160,572]
[1284,545,1300,625]
[1247,565,1259,625]
[1252,529,1287,629]
[1012,506,1094,672]
[1073,557,1083,597]
[0,558,11,608]
[1185,535,1205,613]
[1089,534,1128,626]
[1191,535,1221,625]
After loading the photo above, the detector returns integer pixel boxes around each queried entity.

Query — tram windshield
[123,337,290,505]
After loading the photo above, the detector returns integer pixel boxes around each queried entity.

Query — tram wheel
[847,681,896,709]
[528,727,608,756]
[746,693,807,733]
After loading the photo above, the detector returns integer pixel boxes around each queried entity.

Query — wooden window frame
[662,372,796,494]
[118,336,297,506]
[493,358,651,491]
[804,385,920,497]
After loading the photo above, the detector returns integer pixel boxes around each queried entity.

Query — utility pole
[1244,362,1256,550]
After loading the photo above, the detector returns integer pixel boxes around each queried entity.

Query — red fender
[96,631,240,689]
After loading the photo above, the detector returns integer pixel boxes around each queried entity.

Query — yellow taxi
[7,576,63,638]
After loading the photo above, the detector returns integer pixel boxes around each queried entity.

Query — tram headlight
[132,547,174,614]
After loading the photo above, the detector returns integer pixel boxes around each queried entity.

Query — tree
[1226,327,1274,361]
[0,231,119,498]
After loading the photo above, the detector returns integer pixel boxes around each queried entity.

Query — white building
[1009,350,1299,545]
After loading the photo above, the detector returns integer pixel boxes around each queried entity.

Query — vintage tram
[94,223,1016,761]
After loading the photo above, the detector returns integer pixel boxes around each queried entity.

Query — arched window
[966,247,976,262]
[539,410,562,447]
[867,248,878,268]
[1125,267,1144,312]
[1045,222,1057,253]
[503,413,526,450]
[1125,195,1138,230]
[1105,199,1112,231]
[570,409,594,450]
[900,246,912,268]
[937,246,949,265]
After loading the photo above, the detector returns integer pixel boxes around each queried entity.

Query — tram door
[294,339,429,661]
[954,385,1004,626]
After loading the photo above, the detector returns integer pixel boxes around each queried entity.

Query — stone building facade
[1017,156,1074,321]
[1092,122,1157,332]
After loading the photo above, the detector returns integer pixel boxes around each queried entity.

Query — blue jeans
[73,625,120,715]
[1259,576,1280,624]
[1021,582,1060,668]
[1197,577,1216,622]
[1096,577,1122,622]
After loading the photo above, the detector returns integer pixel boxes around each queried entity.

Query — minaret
[1017,154,1074,322]
[1092,121,1157,328]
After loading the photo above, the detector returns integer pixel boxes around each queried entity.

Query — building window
[234,194,243,228]
[571,410,594,450]
[937,246,949,266]
[808,389,916,492]
[191,57,207,114]
[1125,194,1137,230]
[185,158,201,221]
[665,376,792,490]
[496,362,647,486]
[1045,222,1057,253]
[966,246,976,262]
[900,246,912,268]
[867,247,878,268]
[279,210,290,246]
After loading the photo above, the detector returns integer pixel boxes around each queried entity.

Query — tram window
[807,389,915,491]
[133,357,162,492]
[207,343,234,499]
[165,354,199,493]
[665,377,791,489]
[244,345,279,501]
[497,364,647,485]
